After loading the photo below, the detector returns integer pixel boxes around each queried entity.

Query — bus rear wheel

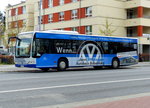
[112,58,120,69]
[57,59,68,71]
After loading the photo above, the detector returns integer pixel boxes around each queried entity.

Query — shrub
[0,55,14,64]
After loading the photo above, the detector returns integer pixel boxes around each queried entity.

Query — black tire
[40,68,49,72]
[57,59,68,71]
[112,58,120,69]
[94,66,103,69]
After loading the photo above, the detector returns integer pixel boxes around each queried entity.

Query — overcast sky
[0,0,24,13]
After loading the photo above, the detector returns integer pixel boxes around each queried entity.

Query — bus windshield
[16,33,33,58]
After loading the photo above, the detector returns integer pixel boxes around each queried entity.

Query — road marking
[1,77,150,94]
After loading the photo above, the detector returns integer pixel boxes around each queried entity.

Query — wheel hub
[60,61,66,69]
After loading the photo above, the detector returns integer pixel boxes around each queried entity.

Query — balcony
[125,0,150,9]
[126,7,150,27]
[125,18,150,27]
[127,26,150,37]
[127,7,150,18]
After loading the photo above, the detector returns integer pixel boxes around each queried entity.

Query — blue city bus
[10,30,138,71]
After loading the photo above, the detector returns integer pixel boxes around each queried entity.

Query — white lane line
[1,77,150,94]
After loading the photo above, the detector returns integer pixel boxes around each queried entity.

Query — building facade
[5,0,150,60]
[5,0,34,37]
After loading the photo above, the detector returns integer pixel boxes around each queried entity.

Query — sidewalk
[37,93,150,108]
[133,62,150,67]
[0,65,40,72]
[76,96,150,108]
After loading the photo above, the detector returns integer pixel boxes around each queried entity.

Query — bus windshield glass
[16,33,33,58]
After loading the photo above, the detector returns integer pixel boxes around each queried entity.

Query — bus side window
[102,42,109,54]
[130,43,137,51]
[33,39,50,56]
[109,42,117,54]
[40,40,50,54]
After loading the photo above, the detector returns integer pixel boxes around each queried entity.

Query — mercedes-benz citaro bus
[9,30,138,71]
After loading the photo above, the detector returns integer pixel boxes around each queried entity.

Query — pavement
[82,97,150,108]
[0,62,149,72]
[0,65,40,72]
[37,93,150,108]
[75,94,150,108]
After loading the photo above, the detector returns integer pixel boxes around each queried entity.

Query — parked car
[0,46,8,55]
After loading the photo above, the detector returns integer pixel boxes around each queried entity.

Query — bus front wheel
[112,58,120,69]
[57,59,68,71]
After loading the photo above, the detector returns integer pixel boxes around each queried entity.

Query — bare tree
[0,11,6,46]
[7,7,27,38]
[99,18,116,36]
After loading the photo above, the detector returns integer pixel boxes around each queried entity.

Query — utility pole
[79,0,81,33]
[39,0,42,31]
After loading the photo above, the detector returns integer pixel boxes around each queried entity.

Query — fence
[141,54,150,61]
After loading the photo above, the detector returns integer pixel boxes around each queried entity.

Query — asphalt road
[0,65,150,108]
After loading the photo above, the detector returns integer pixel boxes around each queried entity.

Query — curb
[0,65,40,72]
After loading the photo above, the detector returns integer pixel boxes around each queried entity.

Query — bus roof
[19,30,138,43]
[19,30,78,35]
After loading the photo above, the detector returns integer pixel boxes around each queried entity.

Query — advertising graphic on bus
[9,30,138,71]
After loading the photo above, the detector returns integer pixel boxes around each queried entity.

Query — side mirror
[8,37,21,44]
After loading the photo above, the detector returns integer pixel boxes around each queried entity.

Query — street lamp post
[39,0,42,31]
[79,0,81,33]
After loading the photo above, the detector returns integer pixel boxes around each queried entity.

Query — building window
[48,14,53,23]
[127,9,136,19]
[72,0,78,2]
[8,10,11,16]
[59,12,64,21]
[127,27,135,37]
[15,8,18,15]
[60,0,64,5]
[38,1,43,9]
[86,7,92,17]
[85,25,92,35]
[58,28,64,30]
[14,21,18,28]
[72,27,78,32]
[49,0,53,8]
[8,22,11,28]
[38,16,43,24]
[72,9,78,19]
[23,6,26,14]
[23,20,26,27]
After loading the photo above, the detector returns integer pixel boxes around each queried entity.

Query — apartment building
[125,0,150,59]
[5,0,34,37]
[5,0,150,59]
